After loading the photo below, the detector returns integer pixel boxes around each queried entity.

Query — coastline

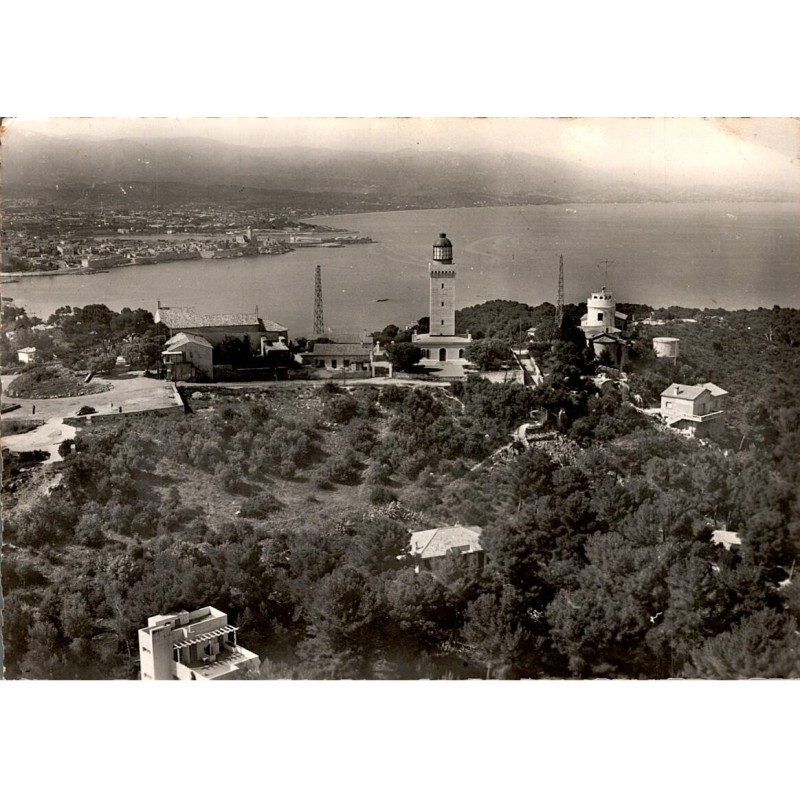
[1,240,374,281]
[1,267,114,279]
[4,203,798,317]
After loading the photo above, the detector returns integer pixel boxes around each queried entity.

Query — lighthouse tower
[411,232,472,363]
[429,233,456,336]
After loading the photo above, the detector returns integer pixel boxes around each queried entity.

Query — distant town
[0,204,373,276]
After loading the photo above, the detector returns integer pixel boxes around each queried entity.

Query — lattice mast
[313,264,324,335]
[555,254,564,328]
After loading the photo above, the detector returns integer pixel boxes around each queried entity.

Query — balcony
[665,409,725,424]
[174,644,260,680]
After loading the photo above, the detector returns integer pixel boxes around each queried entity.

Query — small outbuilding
[407,525,484,575]
[305,341,374,372]
[16,346,37,364]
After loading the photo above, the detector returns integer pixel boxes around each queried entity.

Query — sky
[6,117,799,192]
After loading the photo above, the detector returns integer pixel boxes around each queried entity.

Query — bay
[6,202,799,338]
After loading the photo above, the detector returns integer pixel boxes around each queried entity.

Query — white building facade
[138,606,260,681]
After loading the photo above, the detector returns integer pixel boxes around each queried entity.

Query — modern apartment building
[138,606,260,681]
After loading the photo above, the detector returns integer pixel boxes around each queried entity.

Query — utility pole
[555,254,564,328]
[313,265,324,336]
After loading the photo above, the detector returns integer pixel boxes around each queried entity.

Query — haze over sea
[7,202,799,337]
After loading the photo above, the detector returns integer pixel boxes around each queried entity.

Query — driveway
[1,372,182,420]
[1,371,183,461]
[2,417,78,462]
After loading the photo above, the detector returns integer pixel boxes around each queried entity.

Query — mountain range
[2,131,797,210]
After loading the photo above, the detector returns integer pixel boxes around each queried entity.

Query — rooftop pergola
[173,624,238,662]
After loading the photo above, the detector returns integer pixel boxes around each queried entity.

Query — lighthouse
[412,233,472,362]
[429,233,456,336]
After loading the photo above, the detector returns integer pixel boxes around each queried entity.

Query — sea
[5,202,799,338]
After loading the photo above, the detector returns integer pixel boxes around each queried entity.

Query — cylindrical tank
[653,336,680,359]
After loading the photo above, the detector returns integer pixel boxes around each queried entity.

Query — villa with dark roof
[155,301,291,379]
[155,302,288,352]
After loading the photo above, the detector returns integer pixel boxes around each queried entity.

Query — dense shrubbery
[456,299,555,342]
[6,365,111,399]
[0,302,165,373]
[239,492,282,519]
[384,342,423,371]
[3,304,799,680]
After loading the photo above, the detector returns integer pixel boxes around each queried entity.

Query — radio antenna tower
[597,258,614,288]
[555,254,564,328]
[313,265,325,336]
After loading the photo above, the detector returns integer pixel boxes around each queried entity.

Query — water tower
[653,336,680,362]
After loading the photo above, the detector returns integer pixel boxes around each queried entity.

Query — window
[343,359,350,367]
[441,283,445,289]
[440,320,444,326]
[665,401,672,408]
[331,359,337,368]
[597,312,604,321]
[441,301,444,307]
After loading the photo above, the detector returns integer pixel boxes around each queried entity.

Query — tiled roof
[661,382,728,400]
[588,332,625,344]
[260,319,288,333]
[313,343,373,357]
[661,383,708,400]
[409,525,483,560]
[702,382,729,397]
[159,308,261,329]
[711,530,742,550]
[164,332,213,349]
